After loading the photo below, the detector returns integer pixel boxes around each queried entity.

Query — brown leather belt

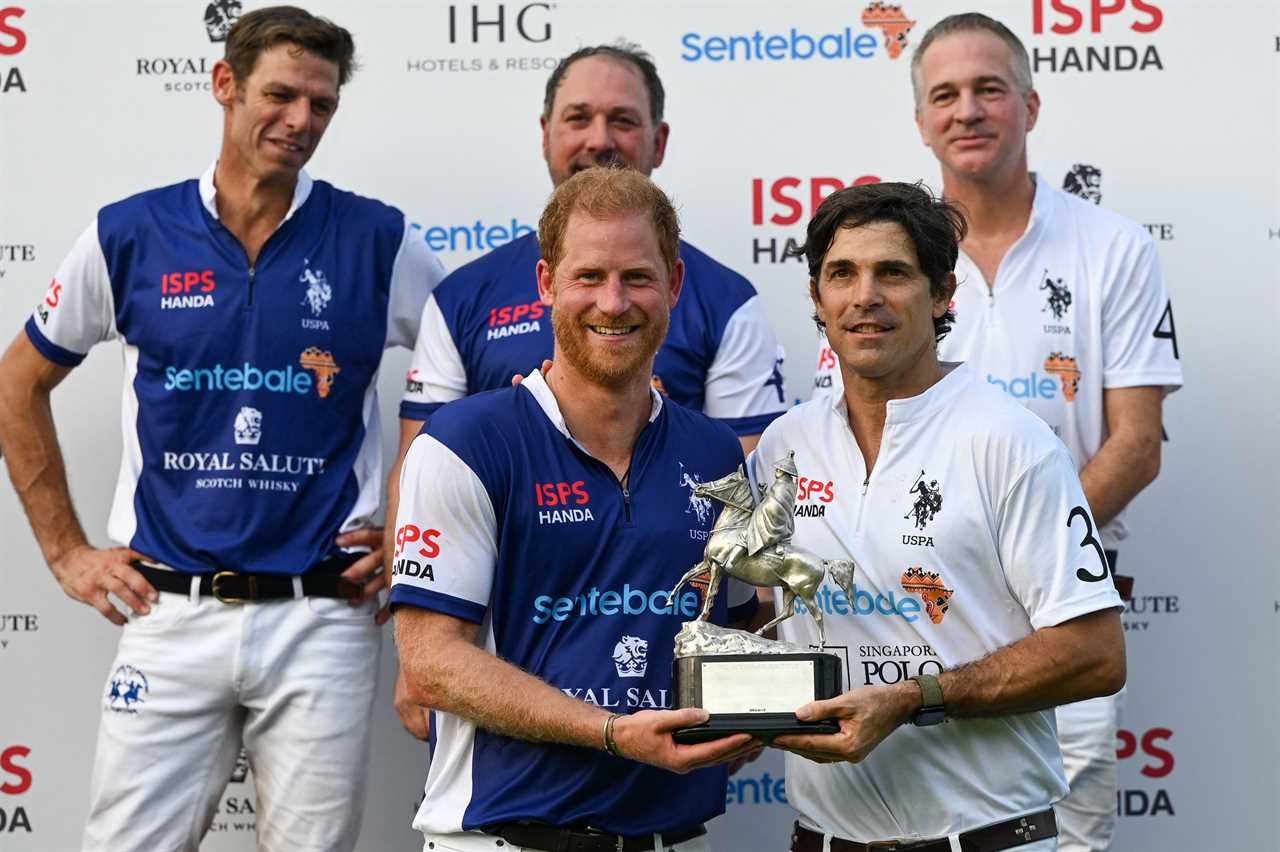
[133,558,362,603]
[489,821,705,852]
[791,809,1056,852]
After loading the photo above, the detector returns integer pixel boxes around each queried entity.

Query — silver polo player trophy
[665,451,856,743]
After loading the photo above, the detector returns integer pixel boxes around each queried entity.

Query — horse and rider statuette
[666,451,856,650]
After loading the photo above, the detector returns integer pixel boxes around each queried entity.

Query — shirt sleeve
[385,219,448,350]
[24,219,116,367]
[1100,234,1184,392]
[997,448,1124,630]
[703,295,788,436]
[399,293,468,420]
[388,433,497,622]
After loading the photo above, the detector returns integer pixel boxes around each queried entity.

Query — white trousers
[1055,690,1124,852]
[422,830,712,852]
[82,587,382,852]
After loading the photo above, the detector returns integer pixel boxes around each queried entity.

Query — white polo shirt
[752,364,1122,841]
[812,176,1183,546]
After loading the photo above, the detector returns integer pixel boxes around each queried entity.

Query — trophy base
[671,651,842,744]
[673,714,839,744]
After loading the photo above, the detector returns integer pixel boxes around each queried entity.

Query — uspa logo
[299,259,332,329]
[1031,0,1164,74]
[903,472,942,530]
[611,635,649,678]
[682,3,915,63]
[106,665,150,715]
[133,3,242,93]
[407,3,558,75]
[0,6,28,94]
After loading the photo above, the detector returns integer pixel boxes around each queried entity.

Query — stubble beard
[552,308,669,389]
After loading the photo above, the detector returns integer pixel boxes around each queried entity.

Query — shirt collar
[826,363,972,424]
[198,161,314,224]
[520,369,663,446]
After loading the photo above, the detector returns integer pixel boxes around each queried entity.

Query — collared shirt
[752,365,1122,841]
[391,370,757,834]
[811,176,1183,544]
[400,233,788,436]
[26,166,446,573]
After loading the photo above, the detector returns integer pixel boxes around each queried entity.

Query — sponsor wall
[1,1,1277,850]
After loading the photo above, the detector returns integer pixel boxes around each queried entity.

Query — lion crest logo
[1062,164,1102,205]
[233,406,263,446]
[612,635,649,678]
[203,0,242,43]
[299,260,332,316]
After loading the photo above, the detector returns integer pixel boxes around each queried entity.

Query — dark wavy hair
[799,182,967,342]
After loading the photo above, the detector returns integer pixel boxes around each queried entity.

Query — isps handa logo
[0,6,27,95]
[751,175,881,265]
[682,3,915,64]
[1,745,33,835]
[392,523,441,582]
[1031,0,1164,74]
[133,1,243,93]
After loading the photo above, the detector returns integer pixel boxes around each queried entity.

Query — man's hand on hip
[610,708,759,774]
[773,682,918,764]
[394,667,431,741]
[336,527,390,625]
[51,545,158,626]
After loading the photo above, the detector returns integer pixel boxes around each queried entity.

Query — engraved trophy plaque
[666,452,855,743]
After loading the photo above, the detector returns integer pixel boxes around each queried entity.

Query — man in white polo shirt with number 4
[763,181,1126,852]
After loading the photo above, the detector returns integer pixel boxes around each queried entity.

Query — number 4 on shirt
[1152,300,1179,359]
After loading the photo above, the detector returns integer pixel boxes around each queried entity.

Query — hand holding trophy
[665,451,857,743]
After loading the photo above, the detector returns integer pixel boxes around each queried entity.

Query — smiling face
[537,211,683,389]
[811,220,954,396]
[541,55,669,187]
[914,29,1038,183]
[213,42,339,183]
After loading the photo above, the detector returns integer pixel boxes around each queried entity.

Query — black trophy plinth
[672,652,842,743]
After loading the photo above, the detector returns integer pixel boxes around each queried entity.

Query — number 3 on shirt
[1068,506,1110,583]
[1152,300,1179,359]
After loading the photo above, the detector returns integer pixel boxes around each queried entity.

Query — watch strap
[910,674,944,718]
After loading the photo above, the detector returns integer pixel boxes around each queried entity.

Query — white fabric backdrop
[1,1,1277,850]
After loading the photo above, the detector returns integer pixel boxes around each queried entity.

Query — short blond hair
[538,167,680,276]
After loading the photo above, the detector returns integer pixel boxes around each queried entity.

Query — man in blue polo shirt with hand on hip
[392,167,760,852]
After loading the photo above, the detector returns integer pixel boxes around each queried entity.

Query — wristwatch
[909,674,945,726]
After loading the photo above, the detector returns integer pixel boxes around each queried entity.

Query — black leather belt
[489,821,706,852]
[792,809,1056,852]
[133,557,362,603]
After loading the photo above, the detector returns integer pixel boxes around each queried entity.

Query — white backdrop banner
[1,1,1277,851]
